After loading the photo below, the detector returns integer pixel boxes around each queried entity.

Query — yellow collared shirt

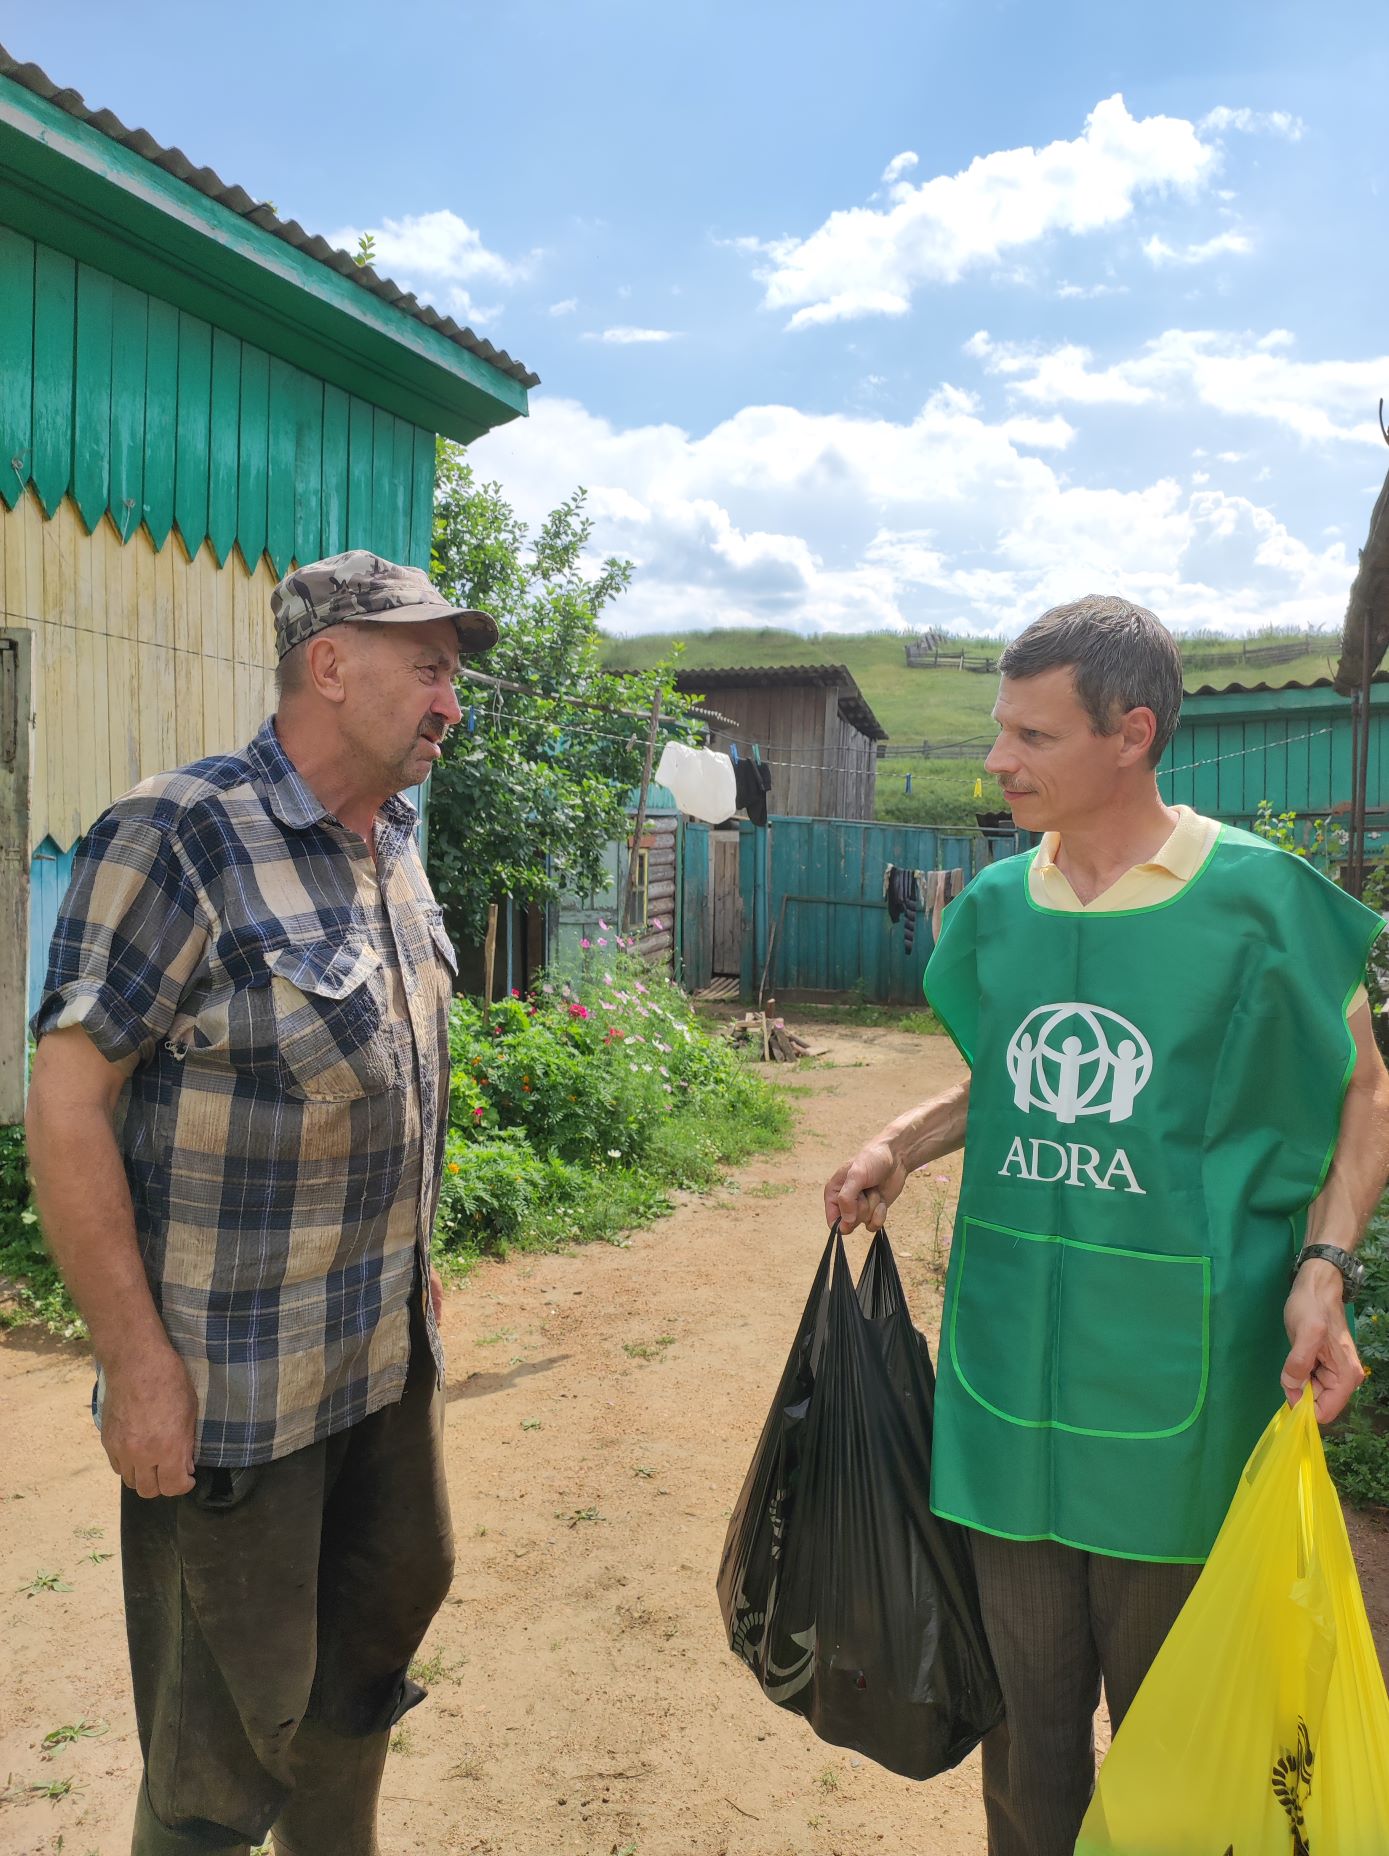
[1029,804,1220,912]
[1030,805,1368,1011]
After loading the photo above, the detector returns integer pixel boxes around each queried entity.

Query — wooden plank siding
[1158,684,1389,828]
[0,231,436,576]
[0,487,279,854]
[694,681,878,821]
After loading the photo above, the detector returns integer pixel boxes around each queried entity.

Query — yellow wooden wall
[0,489,278,856]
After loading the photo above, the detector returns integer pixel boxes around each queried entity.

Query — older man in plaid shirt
[25,552,495,1856]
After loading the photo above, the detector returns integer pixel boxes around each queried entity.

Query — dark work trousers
[121,1309,453,1854]
[969,1531,1201,1856]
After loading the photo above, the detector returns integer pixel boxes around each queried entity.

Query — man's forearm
[25,1091,169,1371]
[882,1077,971,1174]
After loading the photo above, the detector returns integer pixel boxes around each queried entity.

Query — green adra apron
[923,826,1382,1562]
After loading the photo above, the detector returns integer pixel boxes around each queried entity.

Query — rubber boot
[131,1782,252,1855]
[269,1719,390,1856]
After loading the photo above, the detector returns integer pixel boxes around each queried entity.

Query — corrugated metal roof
[671,663,887,740]
[0,45,539,391]
[1186,671,1389,697]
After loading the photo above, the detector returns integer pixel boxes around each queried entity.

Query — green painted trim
[236,345,269,572]
[206,326,239,564]
[72,262,112,531]
[1020,824,1226,919]
[320,384,348,556]
[927,1506,1209,1566]
[31,243,74,515]
[0,78,528,443]
[143,298,178,549]
[409,427,435,568]
[174,313,212,552]
[948,1215,1212,1440]
[0,224,34,507]
[109,279,147,542]
[4,237,438,572]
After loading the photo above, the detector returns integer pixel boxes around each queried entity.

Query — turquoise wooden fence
[682,817,1025,1005]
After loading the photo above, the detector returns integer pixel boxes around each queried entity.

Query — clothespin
[752,743,761,765]
[972,777,983,800]
[729,742,740,764]
[905,773,913,795]
[467,706,477,735]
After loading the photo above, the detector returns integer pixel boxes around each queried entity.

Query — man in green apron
[824,594,1389,1856]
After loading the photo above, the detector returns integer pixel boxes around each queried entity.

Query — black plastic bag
[717,1223,1004,1780]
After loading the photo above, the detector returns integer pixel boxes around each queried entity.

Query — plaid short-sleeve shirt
[33,719,457,1467]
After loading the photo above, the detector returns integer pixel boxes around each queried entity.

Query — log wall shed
[0,47,536,1122]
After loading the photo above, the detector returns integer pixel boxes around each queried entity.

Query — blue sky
[14,3,1389,636]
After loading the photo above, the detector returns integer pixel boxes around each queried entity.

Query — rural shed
[0,45,537,1122]
[1158,675,1389,844]
[673,665,886,823]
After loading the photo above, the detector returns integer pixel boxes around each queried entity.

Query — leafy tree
[425,442,692,946]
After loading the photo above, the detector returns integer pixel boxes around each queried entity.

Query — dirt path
[3,1029,1387,1856]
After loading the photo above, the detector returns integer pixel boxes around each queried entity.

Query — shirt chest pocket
[263,939,401,1102]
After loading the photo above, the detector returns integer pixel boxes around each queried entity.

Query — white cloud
[1200,105,1305,141]
[970,328,1389,443]
[469,390,1355,641]
[328,208,528,324]
[549,298,578,316]
[582,327,681,345]
[881,151,920,186]
[749,94,1220,328]
[1057,279,1130,299]
[967,332,1154,406]
[1144,230,1252,266]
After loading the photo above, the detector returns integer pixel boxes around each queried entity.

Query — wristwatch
[1292,1243,1367,1302]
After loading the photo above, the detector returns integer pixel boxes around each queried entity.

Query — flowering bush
[437,949,790,1262]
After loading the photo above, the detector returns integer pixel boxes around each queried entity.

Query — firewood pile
[724,1009,824,1063]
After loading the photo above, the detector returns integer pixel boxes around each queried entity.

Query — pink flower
[597,937,608,948]
[599,919,610,930]
[580,938,591,950]
[568,1002,590,1020]
[472,1106,484,1120]
[652,918,663,931]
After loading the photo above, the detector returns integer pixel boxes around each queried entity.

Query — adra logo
[1005,1003,1153,1126]
[1000,1003,1151,1194]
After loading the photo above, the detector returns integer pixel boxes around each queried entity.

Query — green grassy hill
[604,626,1344,826]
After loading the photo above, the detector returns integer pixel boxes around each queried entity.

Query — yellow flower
[448,1162,461,1174]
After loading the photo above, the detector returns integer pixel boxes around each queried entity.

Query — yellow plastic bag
[1076,1390,1389,1855]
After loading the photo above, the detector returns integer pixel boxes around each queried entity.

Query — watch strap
[1293,1243,1362,1300]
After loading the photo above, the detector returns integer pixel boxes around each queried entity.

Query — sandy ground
[2,1027,1387,1856]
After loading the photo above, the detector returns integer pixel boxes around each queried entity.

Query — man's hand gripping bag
[1077,1389,1389,1855]
[716,1224,1003,1780]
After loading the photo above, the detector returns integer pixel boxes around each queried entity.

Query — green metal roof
[0,46,535,446]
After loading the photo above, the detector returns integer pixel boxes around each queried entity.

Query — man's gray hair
[999,594,1183,766]
[273,620,392,701]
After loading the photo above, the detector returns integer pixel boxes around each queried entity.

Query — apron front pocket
[950,1216,1210,1440]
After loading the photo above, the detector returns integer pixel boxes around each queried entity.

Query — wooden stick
[482,902,499,1015]
[622,691,663,933]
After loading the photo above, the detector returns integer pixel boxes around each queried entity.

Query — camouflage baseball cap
[270,551,498,660]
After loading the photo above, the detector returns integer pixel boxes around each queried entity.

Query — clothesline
[1158,725,1335,782]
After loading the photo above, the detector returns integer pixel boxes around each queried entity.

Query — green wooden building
[1158,675,1388,841]
[0,45,537,1122]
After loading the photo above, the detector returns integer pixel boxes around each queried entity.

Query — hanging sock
[734,757,771,828]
